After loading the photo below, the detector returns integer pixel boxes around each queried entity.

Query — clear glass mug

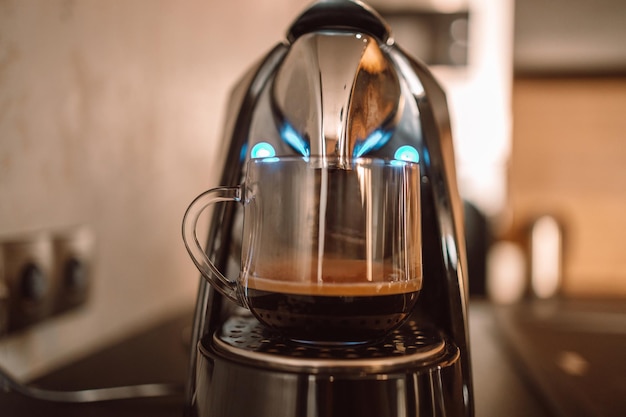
[182,156,422,344]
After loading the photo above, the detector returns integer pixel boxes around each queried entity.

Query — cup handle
[182,186,243,306]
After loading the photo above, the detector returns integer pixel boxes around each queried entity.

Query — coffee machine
[184,1,473,416]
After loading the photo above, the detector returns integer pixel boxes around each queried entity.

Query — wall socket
[0,227,94,334]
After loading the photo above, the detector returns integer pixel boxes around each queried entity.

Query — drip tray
[209,313,448,373]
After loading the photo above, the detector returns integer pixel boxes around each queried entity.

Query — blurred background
[1,0,625,387]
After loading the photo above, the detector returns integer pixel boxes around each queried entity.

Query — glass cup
[182,156,422,344]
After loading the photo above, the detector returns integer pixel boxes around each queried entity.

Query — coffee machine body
[185,1,473,416]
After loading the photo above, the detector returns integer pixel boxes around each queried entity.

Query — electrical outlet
[51,228,94,315]
[1,233,55,332]
[0,227,94,334]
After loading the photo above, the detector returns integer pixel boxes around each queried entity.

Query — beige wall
[0,0,308,379]
[508,77,626,297]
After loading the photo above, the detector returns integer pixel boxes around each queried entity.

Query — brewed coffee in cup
[246,258,421,343]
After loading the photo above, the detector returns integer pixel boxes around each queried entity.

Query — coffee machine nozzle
[184,1,473,416]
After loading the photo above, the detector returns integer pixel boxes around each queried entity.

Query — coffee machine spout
[272,23,402,166]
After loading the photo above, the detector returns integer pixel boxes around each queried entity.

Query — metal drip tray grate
[210,313,447,372]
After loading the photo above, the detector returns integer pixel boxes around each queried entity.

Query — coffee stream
[315,164,329,285]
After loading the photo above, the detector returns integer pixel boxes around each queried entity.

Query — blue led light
[250,142,276,159]
[280,123,309,156]
[394,145,420,163]
[239,143,248,161]
[422,148,430,165]
[353,129,392,158]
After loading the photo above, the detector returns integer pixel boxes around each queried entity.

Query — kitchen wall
[0,0,309,379]
[507,76,626,298]
[501,0,626,299]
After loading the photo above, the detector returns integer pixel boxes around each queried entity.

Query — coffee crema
[245,258,422,296]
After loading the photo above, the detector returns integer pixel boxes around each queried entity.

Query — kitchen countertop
[0,300,563,417]
[0,311,190,417]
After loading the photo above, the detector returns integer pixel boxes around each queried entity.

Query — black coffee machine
[184,1,473,416]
